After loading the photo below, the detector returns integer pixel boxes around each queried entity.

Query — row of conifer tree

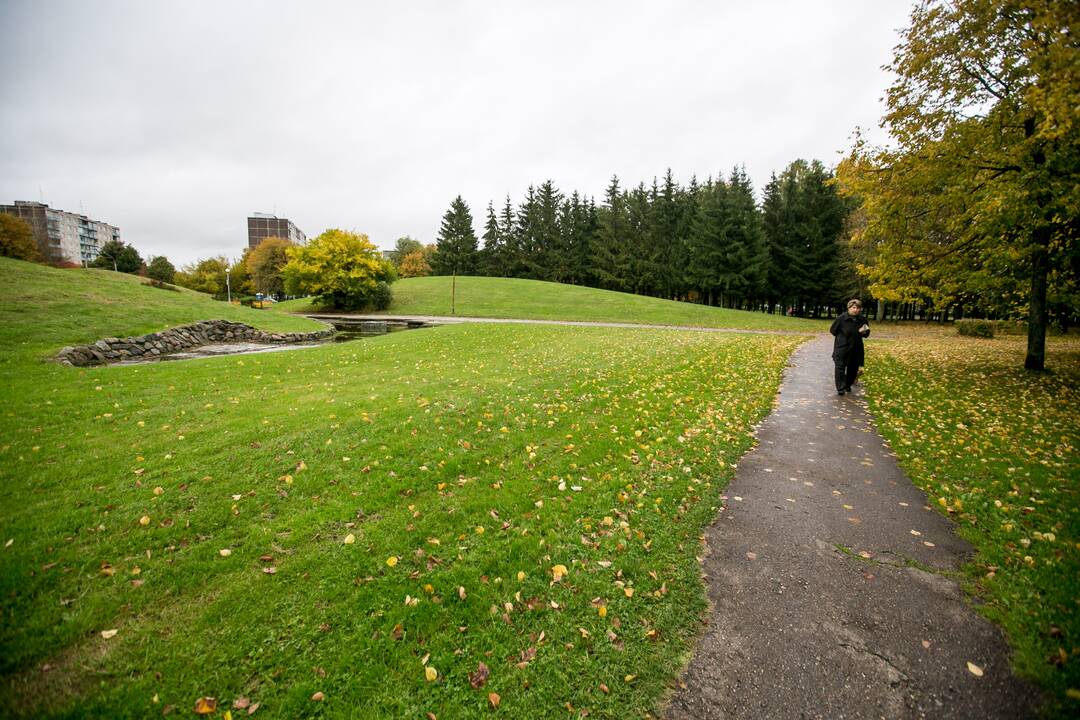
[432,160,860,316]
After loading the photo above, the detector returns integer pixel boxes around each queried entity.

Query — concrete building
[0,201,120,265]
[247,212,306,250]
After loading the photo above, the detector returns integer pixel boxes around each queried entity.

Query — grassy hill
[276,275,827,331]
[0,257,321,362]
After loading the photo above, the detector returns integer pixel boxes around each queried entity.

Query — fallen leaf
[921,640,930,649]
[194,697,217,714]
[386,556,398,567]
[746,551,757,560]
[488,692,500,709]
[100,629,118,639]
[343,534,355,545]
[232,698,250,710]
[551,564,568,582]
[458,586,467,600]
[624,674,636,683]
[219,549,232,557]
[598,606,607,618]
[469,661,490,689]
[247,702,260,715]
[425,666,438,682]
[262,566,277,575]
[967,661,984,677]
[599,683,610,694]
[139,515,151,526]
[311,692,325,701]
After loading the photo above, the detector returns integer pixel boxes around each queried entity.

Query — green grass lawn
[0,259,320,360]
[0,257,804,718]
[864,331,1080,716]
[275,275,827,332]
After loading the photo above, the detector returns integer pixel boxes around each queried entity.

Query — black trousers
[834,355,859,391]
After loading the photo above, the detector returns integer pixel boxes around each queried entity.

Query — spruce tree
[591,176,629,291]
[479,202,502,276]
[432,196,479,276]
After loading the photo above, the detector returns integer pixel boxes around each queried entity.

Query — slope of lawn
[275,275,827,331]
[864,330,1080,717]
[0,257,321,364]
[0,257,806,718]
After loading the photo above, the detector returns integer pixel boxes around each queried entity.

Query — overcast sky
[1,1,911,266]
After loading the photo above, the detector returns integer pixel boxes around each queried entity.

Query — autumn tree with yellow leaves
[282,228,396,310]
[836,0,1079,370]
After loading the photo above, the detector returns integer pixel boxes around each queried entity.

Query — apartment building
[0,200,120,265]
[247,212,306,250]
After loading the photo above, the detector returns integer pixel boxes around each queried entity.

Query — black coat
[830,312,869,366]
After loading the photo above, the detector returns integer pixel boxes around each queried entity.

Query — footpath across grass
[275,275,827,332]
[864,330,1080,716]
[0,260,804,718]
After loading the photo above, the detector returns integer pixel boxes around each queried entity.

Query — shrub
[957,319,994,337]
[142,279,180,292]
[369,281,393,310]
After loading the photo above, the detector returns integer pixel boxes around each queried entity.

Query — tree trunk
[1025,229,1049,371]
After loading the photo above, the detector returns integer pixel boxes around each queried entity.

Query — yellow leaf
[966,661,983,677]
[386,556,398,567]
[517,571,526,582]
[425,666,438,682]
[343,534,355,545]
[551,564,568,582]
[193,697,217,714]
[598,606,607,618]
[624,587,634,598]
[100,629,118,639]
[488,692,500,708]
[153,486,164,496]
[219,548,232,557]
[139,515,151,526]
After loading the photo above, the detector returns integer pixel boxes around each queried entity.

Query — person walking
[830,299,870,395]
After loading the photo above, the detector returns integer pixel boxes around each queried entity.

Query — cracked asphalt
[664,335,1041,719]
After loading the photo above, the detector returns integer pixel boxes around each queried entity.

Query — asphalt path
[664,335,1040,719]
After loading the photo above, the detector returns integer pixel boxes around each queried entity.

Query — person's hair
[847,299,863,310]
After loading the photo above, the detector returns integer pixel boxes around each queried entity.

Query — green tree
[478,202,504,277]
[91,239,142,273]
[175,256,229,295]
[245,236,293,297]
[146,255,176,284]
[591,176,630,291]
[432,196,479,276]
[282,228,396,310]
[0,214,40,262]
[390,236,423,266]
[836,0,1079,369]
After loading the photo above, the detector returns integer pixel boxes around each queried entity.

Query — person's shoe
[844,386,852,393]
[837,389,846,395]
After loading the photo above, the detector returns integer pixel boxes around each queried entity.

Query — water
[329,318,429,341]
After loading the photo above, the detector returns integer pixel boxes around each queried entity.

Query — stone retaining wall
[56,319,334,367]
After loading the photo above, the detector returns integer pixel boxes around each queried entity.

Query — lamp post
[225,267,232,303]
